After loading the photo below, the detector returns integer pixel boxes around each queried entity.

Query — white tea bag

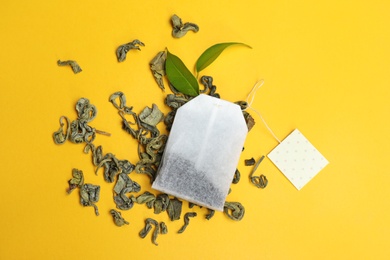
[152,94,248,211]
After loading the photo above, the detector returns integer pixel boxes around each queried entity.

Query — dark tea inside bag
[152,94,248,211]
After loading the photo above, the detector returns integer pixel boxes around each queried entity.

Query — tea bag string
[243,80,281,144]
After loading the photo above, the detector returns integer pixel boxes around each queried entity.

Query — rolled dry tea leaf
[139,218,160,246]
[232,169,241,184]
[150,51,167,91]
[67,168,84,194]
[160,222,168,234]
[135,191,156,209]
[80,183,100,216]
[224,202,245,221]
[116,39,145,62]
[110,209,129,226]
[205,209,215,220]
[178,212,197,233]
[249,155,268,188]
[245,158,256,166]
[167,197,182,221]
[57,60,82,74]
[153,194,170,214]
[171,14,199,38]
[53,116,70,145]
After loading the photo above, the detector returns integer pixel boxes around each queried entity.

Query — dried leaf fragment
[116,39,145,62]
[57,60,82,74]
[245,158,256,166]
[110,209,129,226]
[178,212,197,233]
[171,14,199,38]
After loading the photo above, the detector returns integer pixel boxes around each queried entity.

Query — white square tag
[267,129,329,190]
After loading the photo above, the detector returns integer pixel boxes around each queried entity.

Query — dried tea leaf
[178,212,197,233]
[245,158,256,166]
[160,222,168,234]
[139,104,164,127]
[57,59,82,74]
[53,116,70,145]
[165,50,199,97]
[224,202,245,221]
[171,14,199,38]
[205,209,215,220]
[80,183,100,216]
[110,209,129,226]
[113,173,139,210]
[67,168,84,194]
[200,76,220,98]
[167,197,182,221]
[135,191,156,208]
[249,155,268,188]
[153,194,170,214]
[116,39,145,62]
[232,169,241,184]
[139,218,159,246]
[150,51,167,91]
[195,42,251,74]
[243,111,256,131]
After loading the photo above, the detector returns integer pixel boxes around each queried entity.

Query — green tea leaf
[195,42,252,74]
[165,50,199,96]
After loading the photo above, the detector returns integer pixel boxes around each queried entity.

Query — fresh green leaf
[165,50,199,96]
[195,42,252,74]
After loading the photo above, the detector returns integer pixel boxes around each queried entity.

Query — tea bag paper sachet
[267,129,329,190]
[152,94,248,211]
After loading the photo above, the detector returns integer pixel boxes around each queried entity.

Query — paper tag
[267,129,329,190]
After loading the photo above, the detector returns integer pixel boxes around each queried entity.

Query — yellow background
[1,0,389,259]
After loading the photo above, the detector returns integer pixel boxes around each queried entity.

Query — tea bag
[152,94,248,211]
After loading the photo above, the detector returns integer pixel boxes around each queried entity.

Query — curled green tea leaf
[150,51,167,91]
[57,60,82,74]
[224,201,245,221]
[153,194,170,214]
[160,222,168,234]
[178,212,197,233]
[139,218,160,246]
[80,183,100,216]
[232,169,241,184]
[116,39,145,62]
[171,14,199,38]
[249,155,268,188]
[195,42,251,74]
[205,208,215,220]
[53,116,70,145]
[110,209,129,226]
[67,168,84,194]
[165,50,199,96]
